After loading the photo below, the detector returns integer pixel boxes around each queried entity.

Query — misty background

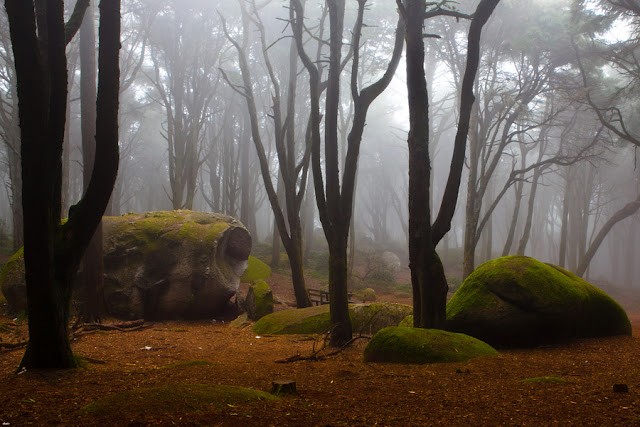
[0,0,637,288]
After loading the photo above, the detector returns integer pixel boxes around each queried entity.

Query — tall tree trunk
[302,177,315,262]
[79,0,104,323]
[558,176,571,267]
[8,144,23,250]
[7,0,118,370]
[405,0,447,328]
[462,111,480,278]
[404,0,500,327]
[240,128,251,228]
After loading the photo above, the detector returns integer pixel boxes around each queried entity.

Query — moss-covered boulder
[253,302,412,335]
[398,315,413,327]
[245,280,273,321]
[445,255,631,347]
[364,326,498,364]
[240,256,271,283]
[1,211,251,320]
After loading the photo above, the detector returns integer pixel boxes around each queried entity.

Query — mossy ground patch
[252,303,412,335]
[82,383,277,418]
[521,376,566,384]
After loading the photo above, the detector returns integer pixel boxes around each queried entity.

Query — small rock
[271,380,297,395]
[613,384,629,393]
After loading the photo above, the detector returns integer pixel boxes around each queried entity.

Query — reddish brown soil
[2,271,640,426]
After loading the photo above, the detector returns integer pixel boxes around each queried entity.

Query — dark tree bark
[6,0,120,370]
[221,4,312,308]
[79,0,104,323]
[400,0,500,328]
[292,0,404,345]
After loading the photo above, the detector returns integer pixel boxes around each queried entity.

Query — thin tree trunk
[516,167,543,255]
[502,180,523,256]
[558,176,571,267]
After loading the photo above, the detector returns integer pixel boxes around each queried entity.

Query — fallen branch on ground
[275,334,365,363]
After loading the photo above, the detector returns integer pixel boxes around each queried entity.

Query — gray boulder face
[104,211,250,320]
[381,251,401,273]
[445,255,631,348]
[1,210,251,320]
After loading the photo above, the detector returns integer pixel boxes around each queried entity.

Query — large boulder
[1,210,251,320]
[445,255,631,347]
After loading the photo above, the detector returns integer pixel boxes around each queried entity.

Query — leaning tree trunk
[576,195,640,277]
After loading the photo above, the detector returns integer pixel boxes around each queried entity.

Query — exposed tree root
[0,341,27,350]
[72,319,152,337]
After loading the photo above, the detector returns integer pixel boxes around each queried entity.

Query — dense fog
[1,0,638,287]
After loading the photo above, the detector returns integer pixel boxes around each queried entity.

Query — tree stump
[271,380,297,395]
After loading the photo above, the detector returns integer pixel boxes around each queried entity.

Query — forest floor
[2,271,640,426]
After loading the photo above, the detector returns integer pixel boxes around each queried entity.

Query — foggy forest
[2,0,640,425]
[2,0,638,288]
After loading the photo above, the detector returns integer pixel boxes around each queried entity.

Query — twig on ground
[275,334,366,363]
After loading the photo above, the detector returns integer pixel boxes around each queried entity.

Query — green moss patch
[0,247,25,310]
[253,304,331,335]
[445,256,631,347]
[521,376,566,384]
[105,210,232,252]
[398,315,413,327]
[241,256,272,283]
[364,327,498,364]
[253,303,412,335]
[82,383,277,417]
[246,280,274,321]
[352,303,413,335]
[161,360,213,370]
